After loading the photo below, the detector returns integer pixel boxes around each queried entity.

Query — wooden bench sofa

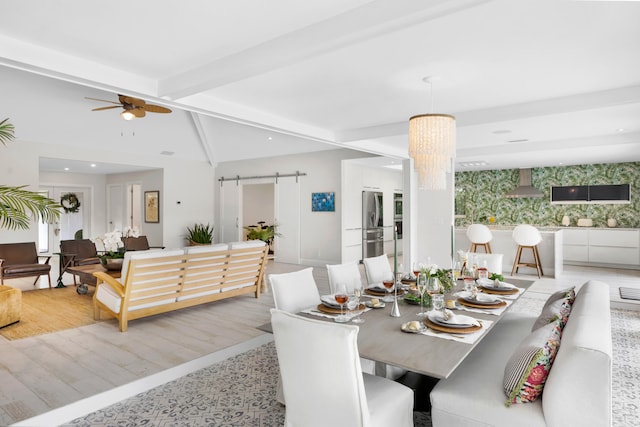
[0,242,52,287]
[93,241,268,331]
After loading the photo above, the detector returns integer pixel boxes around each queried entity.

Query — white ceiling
[2,0,640,173]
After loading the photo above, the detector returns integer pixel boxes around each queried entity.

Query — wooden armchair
[121,236,164,251]
[0,242,52,287]
[60,239,101,285]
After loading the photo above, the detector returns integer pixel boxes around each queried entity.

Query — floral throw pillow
[503,320,563,406]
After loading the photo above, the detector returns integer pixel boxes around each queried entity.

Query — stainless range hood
[505,169,544,198]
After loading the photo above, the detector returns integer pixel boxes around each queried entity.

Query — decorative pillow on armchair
[503,319,563,406]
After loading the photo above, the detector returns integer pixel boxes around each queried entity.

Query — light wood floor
[1,260,638,425]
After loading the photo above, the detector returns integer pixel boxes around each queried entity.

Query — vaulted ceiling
[2,0,640,173]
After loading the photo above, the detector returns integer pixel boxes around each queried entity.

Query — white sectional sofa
[430,280,612,427]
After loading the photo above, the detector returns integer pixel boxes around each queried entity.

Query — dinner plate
[365,301,385,309]
[320,295,342,309]
[477,279,516,290]
[427,312,476,329]
[460,295,502,306]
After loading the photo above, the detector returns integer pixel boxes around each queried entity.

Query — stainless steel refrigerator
[362,191,384,260]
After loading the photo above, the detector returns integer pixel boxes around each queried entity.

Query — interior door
[107,184,125,233]
[275,178,300,264]
[41,186,92,254]
[220,181,241,243]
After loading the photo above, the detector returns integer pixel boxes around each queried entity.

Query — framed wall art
[311,192,335,212]
[144,191,160,223]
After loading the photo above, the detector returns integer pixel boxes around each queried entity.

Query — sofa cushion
[504,319,562,406]
[531,296,572,331]
[541,286,575,312]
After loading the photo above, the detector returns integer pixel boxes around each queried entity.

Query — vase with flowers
[93,230,126,270]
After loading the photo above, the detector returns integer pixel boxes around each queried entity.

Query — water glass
[432,294,444,311]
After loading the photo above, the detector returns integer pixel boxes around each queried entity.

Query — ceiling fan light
[121,110,136,121]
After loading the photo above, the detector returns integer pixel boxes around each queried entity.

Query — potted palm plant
[0,118,61,229]
[244,221,281,254]
[186,223,214,245]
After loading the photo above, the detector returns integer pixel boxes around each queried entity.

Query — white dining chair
[326,260,363,294]
[511,224,544,278]
[326,261,376,376]
[270,309,414,427]
[268,267,322,404]
[466,223,493,253]
[269,267,321,313]
[362,254,393,287]
[361,254,407,380]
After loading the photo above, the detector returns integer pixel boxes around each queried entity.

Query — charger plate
[457,297,507,309]
[365,288,406,297]
[479,286,519,295]
[316,303,365,314]
[423,318,482,334]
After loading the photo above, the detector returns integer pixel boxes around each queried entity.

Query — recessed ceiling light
[90,163,96,168]
[617,128,625,132]
[64,167,70,171]
[492,130,511,134]
[457,161,488,168]
[268,136,273,141]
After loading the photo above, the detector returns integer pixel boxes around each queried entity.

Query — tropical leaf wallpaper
[455,162,639,228]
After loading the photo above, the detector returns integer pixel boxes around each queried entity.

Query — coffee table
[66,264,121,294]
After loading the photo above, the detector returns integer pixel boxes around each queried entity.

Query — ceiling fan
[86,94,172,120]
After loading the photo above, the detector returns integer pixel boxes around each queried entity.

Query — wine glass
[427,276,441,311]
[382,273,395,303]
[416,272,428,317]
[350,279,365,324]
[412,261,423,279]
[334,283,350,323]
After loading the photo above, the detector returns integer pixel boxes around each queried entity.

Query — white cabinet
[563,228,640,267]
[563,229,589,262]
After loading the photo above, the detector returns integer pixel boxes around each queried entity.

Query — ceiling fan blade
[119,95,146,107]
[92,106,121,111]
[143,104,172,114]
[85,97,121,105]
[131,108,146,118]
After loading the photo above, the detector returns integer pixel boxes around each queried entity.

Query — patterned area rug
[65,296,639,427]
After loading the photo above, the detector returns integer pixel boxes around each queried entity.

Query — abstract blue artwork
[311,192,335,212]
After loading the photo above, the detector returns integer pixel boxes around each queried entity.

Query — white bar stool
[511,224,544,278]
[466,224,493,253]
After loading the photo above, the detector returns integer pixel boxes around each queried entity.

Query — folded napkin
[477,278,516,289]
[430,309,480,327]
[458,291,500,303]
[367,285,388,292]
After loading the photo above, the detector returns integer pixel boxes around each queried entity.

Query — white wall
[0,139,215,249]
[106,170,164,246]
[215,148,376,265]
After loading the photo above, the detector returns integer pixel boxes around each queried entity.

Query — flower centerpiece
[420,263,454,294]
[93,229,127,270]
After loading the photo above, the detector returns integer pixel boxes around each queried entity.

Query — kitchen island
[455,226,563,278]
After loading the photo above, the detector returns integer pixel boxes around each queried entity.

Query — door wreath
[60,193,81,213]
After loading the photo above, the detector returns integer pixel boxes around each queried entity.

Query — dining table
[298,277,534,380]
